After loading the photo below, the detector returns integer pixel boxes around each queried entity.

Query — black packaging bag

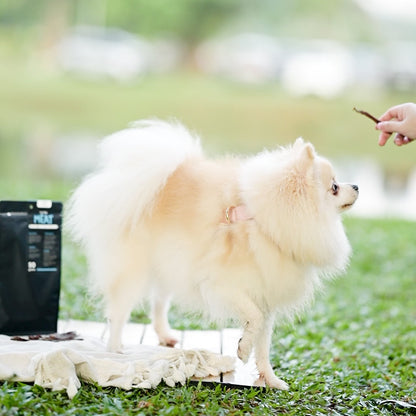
[0,200,62,335]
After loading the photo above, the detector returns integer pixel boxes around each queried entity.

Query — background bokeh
[1,0,416,218]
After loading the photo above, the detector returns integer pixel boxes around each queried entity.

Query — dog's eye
[332,182,339,195]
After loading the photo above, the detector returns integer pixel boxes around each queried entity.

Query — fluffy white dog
[68,120,358,389]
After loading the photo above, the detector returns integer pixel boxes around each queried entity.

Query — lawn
[1,217,415,415]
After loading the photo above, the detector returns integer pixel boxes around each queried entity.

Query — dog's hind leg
[107,309,130,353]
[152,293,178,347]
[105,279,144,353]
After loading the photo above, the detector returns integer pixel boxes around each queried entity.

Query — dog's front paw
[260,373,289,390]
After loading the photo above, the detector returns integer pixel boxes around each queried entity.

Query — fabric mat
[0,335,235,398]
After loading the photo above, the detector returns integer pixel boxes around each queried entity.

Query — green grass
[1,217,415,415]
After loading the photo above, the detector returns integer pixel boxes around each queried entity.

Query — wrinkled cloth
[0,335,235,398]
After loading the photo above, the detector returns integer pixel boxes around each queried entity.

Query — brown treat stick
[10,331,82,342]
[353,107,380,124]
[11,335,29,341]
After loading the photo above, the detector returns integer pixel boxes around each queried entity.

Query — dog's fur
[67,120,358,389]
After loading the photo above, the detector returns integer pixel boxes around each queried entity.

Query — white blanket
[0,335,235,398]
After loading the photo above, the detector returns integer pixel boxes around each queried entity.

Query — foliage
[0,0,368,41]
[0,0,243,44]
[106,0,242,43]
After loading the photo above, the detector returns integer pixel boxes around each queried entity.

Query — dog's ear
[297,141,315,166]
[294,138,315,158]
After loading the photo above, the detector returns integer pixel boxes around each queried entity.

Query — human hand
[376,103,416,146]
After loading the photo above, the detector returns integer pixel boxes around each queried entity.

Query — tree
[105,0,243,44]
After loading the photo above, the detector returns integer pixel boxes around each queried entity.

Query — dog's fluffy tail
[67,119,202,245]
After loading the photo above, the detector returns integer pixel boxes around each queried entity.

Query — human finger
[400,136,414,145]
[378,130,392,146]
[376,120,402,133]
[378,105,403,122]
[394,133,405,146]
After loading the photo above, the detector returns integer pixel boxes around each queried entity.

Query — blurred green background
[0,0,415,203]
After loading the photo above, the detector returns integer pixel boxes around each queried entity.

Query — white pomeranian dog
[67,120,358,389]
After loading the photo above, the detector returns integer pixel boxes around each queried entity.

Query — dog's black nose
[351,184,359,192]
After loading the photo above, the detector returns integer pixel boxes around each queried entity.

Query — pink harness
[222,205,253,224]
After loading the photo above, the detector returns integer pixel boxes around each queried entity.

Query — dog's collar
[222,205,253,224]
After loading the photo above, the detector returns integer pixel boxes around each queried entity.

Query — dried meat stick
[353,107,381,124]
